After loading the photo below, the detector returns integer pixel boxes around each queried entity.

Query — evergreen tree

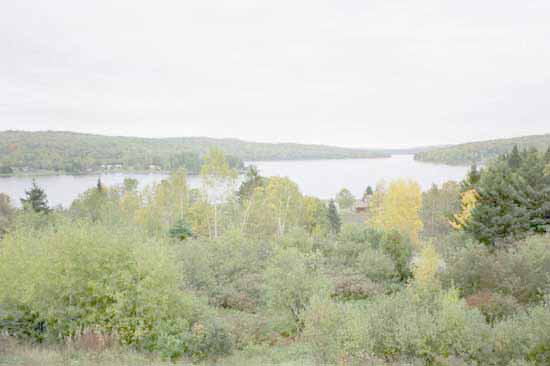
[544,146,550,163]
[327,199,341,234]
[508,145,521,170]
[461,164,481,192]
[463,149,550,247]
[169,218,193,241]
[237,165,265,202]
[363,185,374,200]
[97,178,103,192]
[21,180,50,214]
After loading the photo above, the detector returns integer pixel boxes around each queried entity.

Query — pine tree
[461,164,481,192]
[21,180,50,213]
[237,165,264,202]
[327,199,341,234]
[508,145,521,170]
[169,218,193,241]
[544,146,550,163]
[363,186,374,200]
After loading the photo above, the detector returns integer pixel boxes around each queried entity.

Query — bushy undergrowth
[0,219,231,361]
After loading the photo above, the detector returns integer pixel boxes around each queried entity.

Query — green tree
[0,193,15,238]
[545,145,550,163]
[508,145,521,170]
[421,181,461,238]
[169,218,193,241]
[363,185,374,200]
[237,165,265,203]
[96,177,104,192]
[336,188,355,210]
[462,150,550,246]
[327,199,341,234]
[461,164,481,192]
[264,247,329,329]
[20,180,50,214]
[302,196,330,236]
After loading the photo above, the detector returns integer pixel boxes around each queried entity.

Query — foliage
[0,130,388,175]
[421,181,461,238]
[327,199,341,235]
[169,219,193,241]
[0,220,226,360]
[264,247,329,328]
[370,179,423,245]
[459,148,550,246]
[20,180,50,214]
[237,165,265,203]
[0,193,15,238]
[441,235,550,305]
[414,133,550,165]
[363,185,374,200]
[336,188,355,210]
[450,189,478,230]
[200,148,239,239]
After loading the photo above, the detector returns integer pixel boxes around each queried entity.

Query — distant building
[352,194,372,214]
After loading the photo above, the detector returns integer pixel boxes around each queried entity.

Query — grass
[0,337,314,366]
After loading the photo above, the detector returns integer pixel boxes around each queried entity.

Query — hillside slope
[0,130,388,175]
[414,133,550,165]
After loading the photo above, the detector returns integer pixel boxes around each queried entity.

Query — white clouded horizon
[1,0,549,148]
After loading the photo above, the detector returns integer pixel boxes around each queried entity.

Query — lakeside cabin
[352,194,372,214]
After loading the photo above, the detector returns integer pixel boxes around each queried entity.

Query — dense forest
[0,131,388,175]
[1,146,550,365]
[414,133,550,165]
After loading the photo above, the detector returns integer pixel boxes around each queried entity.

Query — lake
[0,155,468,208]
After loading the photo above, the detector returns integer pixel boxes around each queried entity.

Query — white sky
[1,0,549,148]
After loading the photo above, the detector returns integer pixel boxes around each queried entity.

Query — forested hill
[0,130,388,175]
[414,133,550,165]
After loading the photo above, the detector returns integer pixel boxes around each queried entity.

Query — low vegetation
[1,146,550,365]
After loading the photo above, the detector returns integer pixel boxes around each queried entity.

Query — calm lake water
[0,155,468,208]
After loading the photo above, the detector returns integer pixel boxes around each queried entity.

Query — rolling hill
[414,133,550,165]
[0,130,389,175]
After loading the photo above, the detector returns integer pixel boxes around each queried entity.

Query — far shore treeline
[0,130,389,176]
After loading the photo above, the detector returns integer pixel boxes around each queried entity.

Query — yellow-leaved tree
[200,148,238,238]
[450,188,478,230]
[370,179,423,245]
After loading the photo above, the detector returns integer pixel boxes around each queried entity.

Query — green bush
[442,235,550,304]
[310,290,491,364]
[356,248,399,282]
[301,296,350,365]
[492,305,550,366]
[0,219,230,360]
[264,247,329,330]
[178,231,272,312]
[335,225,413,281]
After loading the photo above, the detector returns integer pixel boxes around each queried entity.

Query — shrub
[442,235,550,304]
[492,305,550,366]
[0,219,229,360]
[465,291,521,324]
[301,296,349,365]
[179,232,272,312]
[356,248,399,282]
[333,290,491,364]
[264,247,329,330]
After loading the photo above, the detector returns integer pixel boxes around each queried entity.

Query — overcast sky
[1,1,549,148]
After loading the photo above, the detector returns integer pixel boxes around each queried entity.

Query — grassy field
[0,337,316,366]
